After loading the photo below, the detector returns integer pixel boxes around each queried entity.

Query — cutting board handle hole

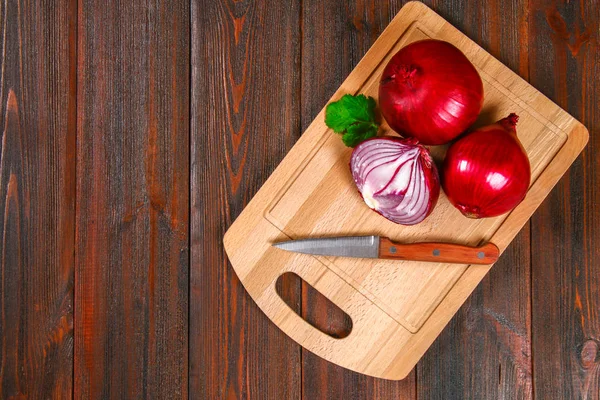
[275,272,353,339]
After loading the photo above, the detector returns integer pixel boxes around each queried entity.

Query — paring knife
[272,236,500,265]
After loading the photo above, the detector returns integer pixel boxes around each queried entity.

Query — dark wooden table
[1,0,598,398]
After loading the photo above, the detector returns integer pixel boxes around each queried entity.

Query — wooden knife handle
[378,237,499,265]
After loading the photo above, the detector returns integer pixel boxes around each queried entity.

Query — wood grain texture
[530,1,600,399]
[190,0,302,398]
[74,1,189,398]
[418,1,534,398]
[0,0,76,398]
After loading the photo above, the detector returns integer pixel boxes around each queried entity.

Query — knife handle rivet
[390,246,397,253]
[477,251,485,259]
[432,249,440,256]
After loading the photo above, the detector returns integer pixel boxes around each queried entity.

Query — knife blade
[272,236,499,265]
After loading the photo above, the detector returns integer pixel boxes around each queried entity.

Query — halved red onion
[350,137,440,225]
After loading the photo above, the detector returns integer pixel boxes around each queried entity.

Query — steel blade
[272,236,379,258]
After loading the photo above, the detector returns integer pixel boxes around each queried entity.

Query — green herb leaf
[325,94,379,147]
[342,121,378,147]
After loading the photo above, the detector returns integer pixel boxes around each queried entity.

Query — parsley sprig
[325,94,379,147]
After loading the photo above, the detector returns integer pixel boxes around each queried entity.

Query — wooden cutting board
[223,1,588,380]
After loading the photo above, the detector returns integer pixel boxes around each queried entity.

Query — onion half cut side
[350,137,440,225]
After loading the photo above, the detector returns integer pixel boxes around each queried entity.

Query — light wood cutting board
[223,1,588,379]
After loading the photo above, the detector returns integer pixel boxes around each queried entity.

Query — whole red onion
[379,39,484,145]
[350,137,440,225]
[442,113,531,218]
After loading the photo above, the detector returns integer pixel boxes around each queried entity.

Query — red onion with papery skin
[350,137,440,225]
[442,113,531,218]
[379,39,484,145]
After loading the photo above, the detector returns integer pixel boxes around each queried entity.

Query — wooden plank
[189,0,302,398]
[0,0,76,398]
[417,1,534,398]
[74,1,189,398]
[530,0,600,398]
[299,0,416,397]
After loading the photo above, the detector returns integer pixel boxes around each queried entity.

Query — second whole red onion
[442,113,531,219]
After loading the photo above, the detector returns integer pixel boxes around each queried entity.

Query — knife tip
[272,240,294,251]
